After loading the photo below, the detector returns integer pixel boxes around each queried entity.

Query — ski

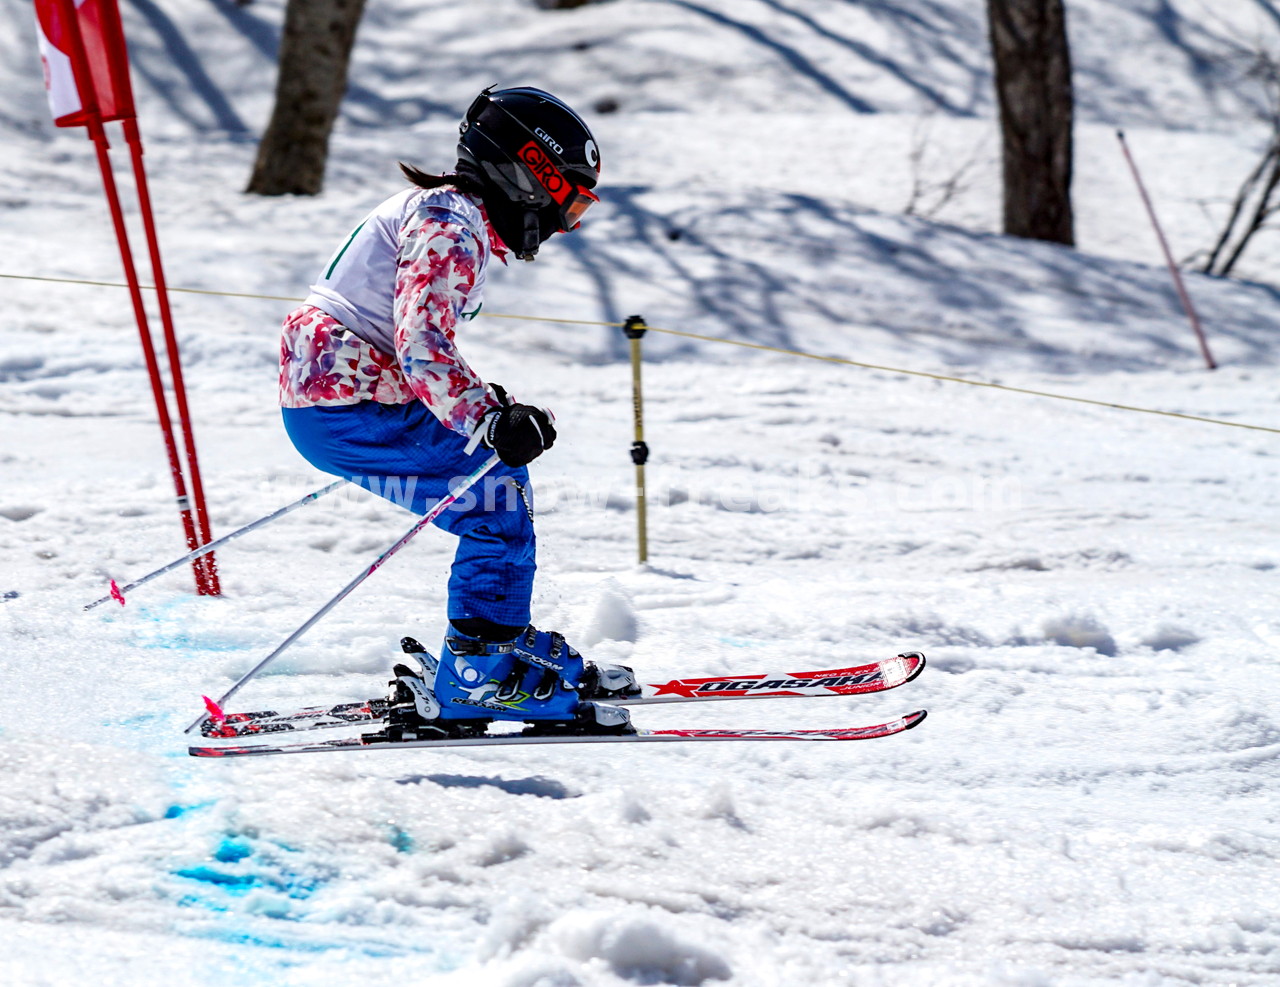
[189,710,927,758]
[199,652,926,739]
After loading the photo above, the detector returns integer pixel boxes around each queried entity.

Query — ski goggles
[560,184,599,231]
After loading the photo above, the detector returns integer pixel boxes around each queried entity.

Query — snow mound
[1040,613,1118,657]
[579,579,639,649]
[1140,624,1201,652]
[549,910,733,986]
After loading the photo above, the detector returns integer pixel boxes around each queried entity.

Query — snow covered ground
[2,1,1279,984]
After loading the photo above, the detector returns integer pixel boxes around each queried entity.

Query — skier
[278,87,637,738]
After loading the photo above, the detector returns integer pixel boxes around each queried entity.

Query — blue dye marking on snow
[177,893,229,913]
[718,635,767,648]
[128,598,248,652]
[174,863,324,901]
[174,835,326,905]
[388,825,414,854]
[176,891,448,960]
[189,928,415,957]
[202,930,332,953]
[170,832,445,960]
[111,712,166,729]
[164,801,213,819]
[99,710,209,761]
[175,865,261,892]
[214,838,252,863]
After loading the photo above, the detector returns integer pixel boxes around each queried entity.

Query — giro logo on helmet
[534,127,563,155]
[584,139,599,170]
[518,141,571,203]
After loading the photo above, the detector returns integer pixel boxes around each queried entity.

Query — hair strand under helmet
[455,86,601,261]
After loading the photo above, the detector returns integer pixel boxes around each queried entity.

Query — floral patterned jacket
[279,187,509,437]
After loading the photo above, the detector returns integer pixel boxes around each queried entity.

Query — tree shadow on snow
[564,185,1280,373]
[126,0,250,134]
[109,0,1270,144]
[202,0,455,128]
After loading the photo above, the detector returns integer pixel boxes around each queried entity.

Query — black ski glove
[481,384,557,467]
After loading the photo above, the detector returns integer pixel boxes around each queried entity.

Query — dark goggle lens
[562,186,599,231]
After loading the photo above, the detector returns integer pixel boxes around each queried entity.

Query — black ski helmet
[456,86,601,260]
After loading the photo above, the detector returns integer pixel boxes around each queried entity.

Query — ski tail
[200,699,388,738]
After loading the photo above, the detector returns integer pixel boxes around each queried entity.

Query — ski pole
[185,453,502,734]
[86,479,349,611]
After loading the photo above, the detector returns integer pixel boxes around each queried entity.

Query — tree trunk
[987,0,1075,245]
[246,0,367,196]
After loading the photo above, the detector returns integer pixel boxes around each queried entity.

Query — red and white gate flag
[33,0,136,127]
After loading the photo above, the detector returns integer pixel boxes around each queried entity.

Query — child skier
[278,87,637,737]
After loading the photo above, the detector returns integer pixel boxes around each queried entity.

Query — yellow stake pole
[624,315,650,564]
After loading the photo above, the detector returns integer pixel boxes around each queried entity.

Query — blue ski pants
[282,402,535,627]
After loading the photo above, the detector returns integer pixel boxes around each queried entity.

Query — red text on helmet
[518,141,571,204]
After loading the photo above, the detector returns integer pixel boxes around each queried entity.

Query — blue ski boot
[510,626,642,702]
[433,625,635,733]
[382,637,489,741]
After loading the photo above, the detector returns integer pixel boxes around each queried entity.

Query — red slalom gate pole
[1116,130,1217,371]
[123,117,220,593]
[51,0,219,595]
[86,119,213,591]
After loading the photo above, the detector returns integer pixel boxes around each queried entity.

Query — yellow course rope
[3,271,1277,437]
[611,323,1280,436]
[0,271,303,304]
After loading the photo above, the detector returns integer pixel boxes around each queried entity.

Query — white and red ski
[199,652,926,740]
[189,710,928,758]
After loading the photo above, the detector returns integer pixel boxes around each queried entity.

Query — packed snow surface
[2,1,1279,984]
